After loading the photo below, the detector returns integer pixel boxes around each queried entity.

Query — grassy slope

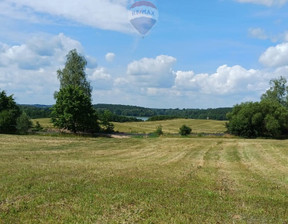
[0,135,288,223]
[113,119,227,134]
[33,118,227,134]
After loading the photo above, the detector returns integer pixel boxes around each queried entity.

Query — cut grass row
[0,134,288,223]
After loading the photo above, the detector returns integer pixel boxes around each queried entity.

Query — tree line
[94,104,231,121]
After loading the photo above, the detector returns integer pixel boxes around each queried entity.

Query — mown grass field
[113,119,227,134]
[33,118,227,134]
[1,131,288,223]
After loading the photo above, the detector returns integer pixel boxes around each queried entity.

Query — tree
[51,86,99,133]
[0,91,21,134]
[52,49,99,133]
[56,49,92,98]
[16,112,32,134]
[179,125,192,136]
[261,76,288,107]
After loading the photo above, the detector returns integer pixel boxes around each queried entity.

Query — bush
[179,125,192,136]
[155,125,163,136]
[32,121,43,132]
[16,113,32,134]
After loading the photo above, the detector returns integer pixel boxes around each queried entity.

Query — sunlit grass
[32,118,53,129]
[113,119,227,134]
[0,134,287,223]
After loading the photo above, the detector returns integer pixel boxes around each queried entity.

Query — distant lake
[135,117,149,121]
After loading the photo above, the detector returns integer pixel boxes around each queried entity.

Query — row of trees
[95,104,231,121]
[227,77,288,138]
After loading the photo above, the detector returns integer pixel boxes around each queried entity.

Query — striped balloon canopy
[129,1,159,37]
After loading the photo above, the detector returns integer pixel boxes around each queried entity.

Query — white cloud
[105,52,116,62]
[259,42,288,67]
[0,33,82,70]
[236,0,288,6]
[0,33,97,104]
[174,65,268,95]
[127,55,177,88]
[88,67,113,90]
[1,0,132,33]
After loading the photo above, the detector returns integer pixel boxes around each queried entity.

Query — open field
[33,118,227,134]
[1,134,288,223]
[113,119,227,134]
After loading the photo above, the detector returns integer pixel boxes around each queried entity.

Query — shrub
[16,113,32,134]
[155,125,163,136]
[179,125,192,136]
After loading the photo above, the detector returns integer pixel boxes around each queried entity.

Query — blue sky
[1,0,288,108]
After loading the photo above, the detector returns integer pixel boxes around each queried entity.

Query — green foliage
[179,125,192,136]
[94,104,231,121]
[155,125,163,136]
[51,86,99,133]
[0,90,21,134]
[19,105,51,118]
[227,84,288,138]
[33,121,44,132]
[97,109,142,122]
[16,112,32,134]
[99,110,115,133]
[56,49,92,98]
[52,49,100,134]
[261,76,288,107]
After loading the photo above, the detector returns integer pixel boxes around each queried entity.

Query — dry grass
[0,134,288,223]
[113,119,227,134]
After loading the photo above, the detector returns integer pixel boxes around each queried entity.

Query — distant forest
[94,104,231,120]
[19,104,231,121]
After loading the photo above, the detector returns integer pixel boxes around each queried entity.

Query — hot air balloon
[129,1,159,37]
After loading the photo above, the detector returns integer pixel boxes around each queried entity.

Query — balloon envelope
[129,1,159,36]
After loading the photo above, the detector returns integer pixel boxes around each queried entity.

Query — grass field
[114,119,227,134]
[33,118,227,134]
[1,133,288,223]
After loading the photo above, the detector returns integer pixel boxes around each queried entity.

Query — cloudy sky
[1,0,288,108]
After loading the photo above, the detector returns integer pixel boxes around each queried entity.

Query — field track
[0,135,288,223]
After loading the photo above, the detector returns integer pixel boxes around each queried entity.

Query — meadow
[113,119,227,134]
[0,119,288,223]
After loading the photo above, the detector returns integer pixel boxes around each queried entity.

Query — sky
[1,0,288,108]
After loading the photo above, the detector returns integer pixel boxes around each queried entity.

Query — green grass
[1,134,288,223]
[113,119,227,134]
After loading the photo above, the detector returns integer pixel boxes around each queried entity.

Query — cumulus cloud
[88,67,113,90]
[0,33,97,103]
[236,0,288,6]
[0,0,132,33]
[174,65,268,95]
[105,52,116,62]
[0,33,82,70]
[259,42,288,67]
[127,55,177,88]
